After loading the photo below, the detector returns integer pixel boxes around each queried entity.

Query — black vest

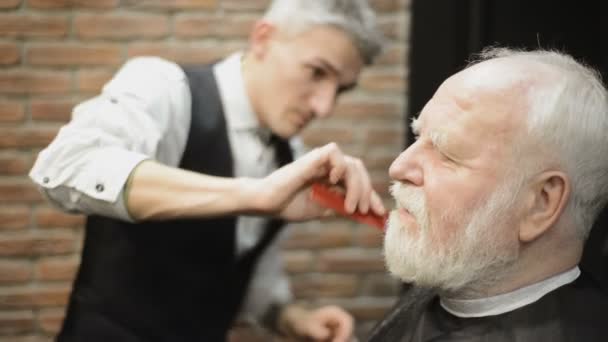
[58,65,293,341]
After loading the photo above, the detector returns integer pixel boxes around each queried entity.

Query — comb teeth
[310,183,386,232]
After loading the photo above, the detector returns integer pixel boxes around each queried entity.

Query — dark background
[408,0,608,288]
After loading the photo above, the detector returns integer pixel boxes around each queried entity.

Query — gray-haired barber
[29,1,385,341]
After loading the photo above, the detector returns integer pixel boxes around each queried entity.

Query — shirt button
[95,184,105,192]
[43,177,49,184]
[110,97,118,104]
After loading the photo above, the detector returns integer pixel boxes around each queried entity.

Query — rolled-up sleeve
[29,57,191,222]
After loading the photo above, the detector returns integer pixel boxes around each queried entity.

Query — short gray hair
[262,0,384,65]
[471,47,608,240]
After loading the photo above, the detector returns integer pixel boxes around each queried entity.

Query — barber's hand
[279,305,355,342]
[248,143,385,221]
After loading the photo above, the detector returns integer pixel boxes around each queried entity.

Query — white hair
[262,0,384,64]
[471,48,608,240]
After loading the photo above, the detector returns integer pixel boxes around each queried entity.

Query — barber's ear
[519,171,570,242]
[249,21,276,59]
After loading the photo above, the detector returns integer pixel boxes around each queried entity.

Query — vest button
[95,184,105,192]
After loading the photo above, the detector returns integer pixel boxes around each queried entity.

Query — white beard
[383,181,520,292]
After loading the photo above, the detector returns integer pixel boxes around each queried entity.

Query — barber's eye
[310,66,327,81]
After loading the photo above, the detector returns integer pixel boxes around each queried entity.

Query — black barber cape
[368,272,608,341]
[57,65,293,341]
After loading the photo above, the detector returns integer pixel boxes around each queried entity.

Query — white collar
[440,266,580,318]
[213,52,270,139]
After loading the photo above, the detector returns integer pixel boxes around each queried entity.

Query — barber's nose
[310,85,336,118]
[389,143,424,186]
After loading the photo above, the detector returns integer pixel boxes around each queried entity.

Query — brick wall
[0,0,410,340]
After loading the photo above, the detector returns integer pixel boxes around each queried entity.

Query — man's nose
[310,85,336,118]
[389,143,424,186]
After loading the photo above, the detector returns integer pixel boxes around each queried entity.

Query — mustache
[390,182,428,225]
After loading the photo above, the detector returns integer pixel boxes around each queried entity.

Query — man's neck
[440,266,581,318]
[445,242,582,300]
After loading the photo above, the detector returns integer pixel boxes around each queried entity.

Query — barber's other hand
[246,143,385,221]
[279,305,354,342]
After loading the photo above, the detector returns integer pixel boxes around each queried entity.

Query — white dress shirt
[29,52,299,320]
[440,266,581,317]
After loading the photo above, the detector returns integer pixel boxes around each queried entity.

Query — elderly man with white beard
[368,48,608,342]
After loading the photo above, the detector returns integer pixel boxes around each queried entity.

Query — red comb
[310,183,387,231]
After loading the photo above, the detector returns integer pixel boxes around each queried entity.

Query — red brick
[37,308,65,335]
[0,182,43,203]
[372,179,391,196]
[0,261,32,284]
[74,13,169,40]
[291,274,358,299]
[27,43,122,66]
[0,206,30,230]
[35,208,84,229]
[0,285,70,309]
[36,257,78,281]
[363,153,398,170]
[221,0,269,11]
[0,0,21,8]
[76,69,114,93]
[0,42,20,65]
[0,14,68,38]
[28,0,118,9]
[31,99,76,122]
[125,0,216,10]
[0,128,58,149]
[282,251,313,274]
[0,101,25,123]
[342,298,394,320]
[0,311,35,335]
[371,0,402,12]
[317,249,385,272]
[0,335,52,342]
[0,70,71,95]
[128,43,238,65]
[0,232,76,256]
[282,224,352,249]
[0,155,30,175]
[360,275,399,297]
[360,70,405,93]
[356,226,384,248]
[365,128,403,144]
[376,46,406,66]
[175,15,254,39]
[333,100,400,119]
[301,128,354,147]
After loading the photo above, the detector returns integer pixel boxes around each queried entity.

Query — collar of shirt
[213,52,272,144]
[440,266,581,318]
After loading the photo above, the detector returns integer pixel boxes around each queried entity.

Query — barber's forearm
[125,160,260,221]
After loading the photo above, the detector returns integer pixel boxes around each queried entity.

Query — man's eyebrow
[410,116,421,135]
[410,117,448,147]
[429,130,448,148]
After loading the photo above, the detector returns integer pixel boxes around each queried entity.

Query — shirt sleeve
[29,57,192,222]
[237,228,293,322]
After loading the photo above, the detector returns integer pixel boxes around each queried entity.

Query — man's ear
[519,171,570,242]
[248,20,277,59]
